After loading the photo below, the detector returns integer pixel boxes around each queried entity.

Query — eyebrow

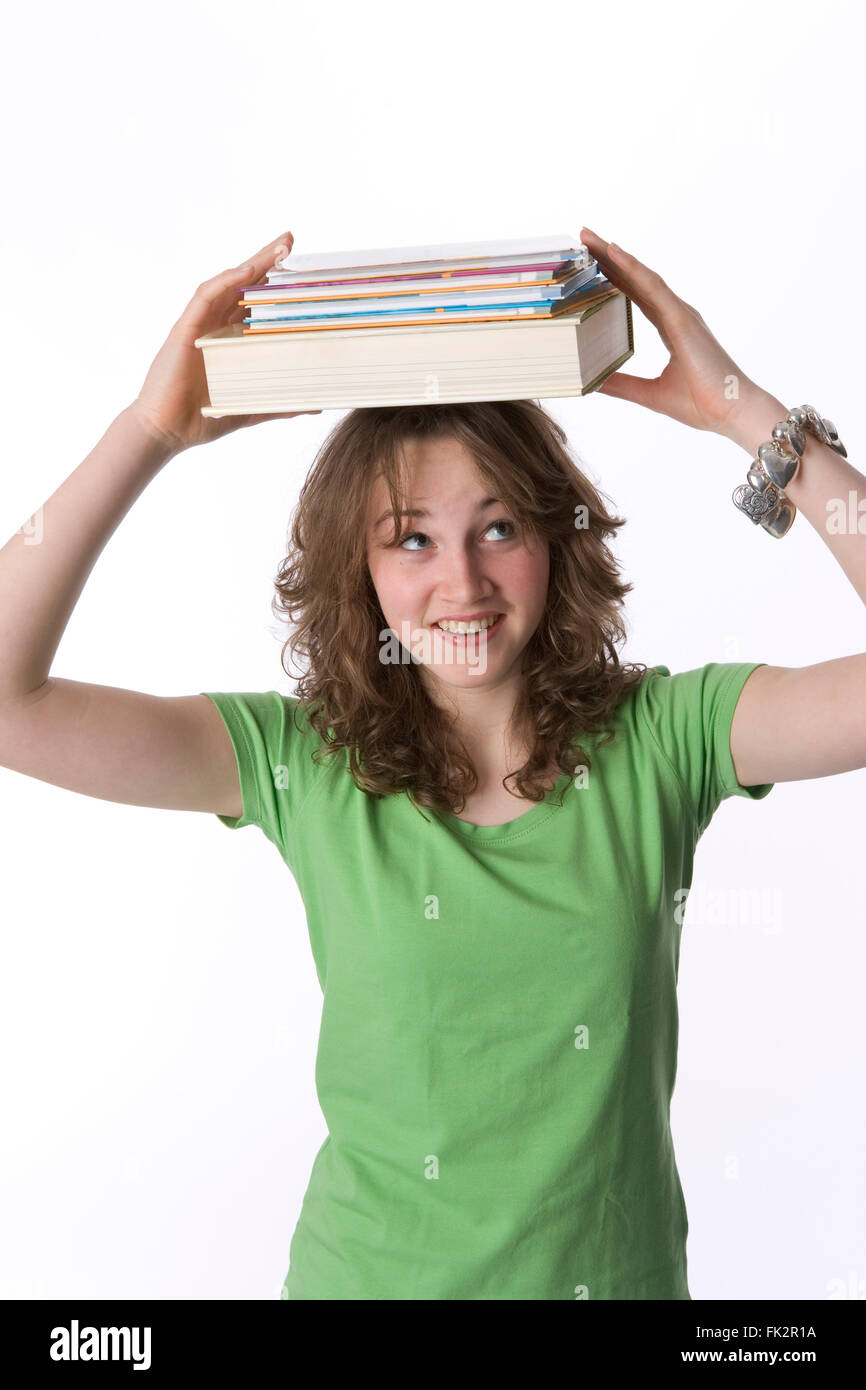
[373,496,503,531]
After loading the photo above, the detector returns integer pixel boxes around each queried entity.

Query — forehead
[366,434,491,522]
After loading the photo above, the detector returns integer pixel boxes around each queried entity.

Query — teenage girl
[1,227,863,1300]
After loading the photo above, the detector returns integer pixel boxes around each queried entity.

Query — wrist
[123,401,185,465]
[721,390,789,455]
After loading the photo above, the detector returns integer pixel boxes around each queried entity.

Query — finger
[178,231,295,331]
[225,234,297,327]
[244,228,294,271]
[235,231,295,303]
[595,370,663,411]
[580,228,687,339]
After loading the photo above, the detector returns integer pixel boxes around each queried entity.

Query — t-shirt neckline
[429,771,574,841]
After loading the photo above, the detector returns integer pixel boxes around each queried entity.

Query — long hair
[272,399,649,818]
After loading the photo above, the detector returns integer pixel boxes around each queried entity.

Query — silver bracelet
[732,405,847,538]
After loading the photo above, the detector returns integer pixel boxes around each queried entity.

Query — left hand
[131,229,322,455]
[579,228,770,443]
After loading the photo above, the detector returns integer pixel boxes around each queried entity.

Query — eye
[485,518,516,540]
[399,531,431,551]
[398,519,516,551]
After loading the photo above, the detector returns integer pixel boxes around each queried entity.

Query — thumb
[236,410,323,428]
[595,371,660,410]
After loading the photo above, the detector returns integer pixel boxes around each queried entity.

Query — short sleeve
[635,662,774,833]
[200,690,323,859]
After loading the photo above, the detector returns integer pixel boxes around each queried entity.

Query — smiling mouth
[431,614,506,639]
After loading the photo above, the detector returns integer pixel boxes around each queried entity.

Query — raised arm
[579,227,866,788]
[0,229,316,816]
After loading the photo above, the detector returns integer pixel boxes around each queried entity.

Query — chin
[424,644,518,687]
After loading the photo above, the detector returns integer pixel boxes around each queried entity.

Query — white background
[0,0,864,1301]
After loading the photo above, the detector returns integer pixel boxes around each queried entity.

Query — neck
[422,668,529,780]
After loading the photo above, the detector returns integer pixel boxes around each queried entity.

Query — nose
[436,543,493,607]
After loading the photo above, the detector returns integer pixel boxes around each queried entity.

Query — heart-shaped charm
[761,493,797,538]
[773,420,805,457]
[816,418,847,456]
[758,441,800,489]
[747,463,771,492]
[733,481,780,524]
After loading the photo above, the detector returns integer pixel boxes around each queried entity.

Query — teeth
[435,615,500,634]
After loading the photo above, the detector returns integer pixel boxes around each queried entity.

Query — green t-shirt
[201,661,773,1301]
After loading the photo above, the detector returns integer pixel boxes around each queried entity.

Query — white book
[272,234,586,279]
[194,290,633,416]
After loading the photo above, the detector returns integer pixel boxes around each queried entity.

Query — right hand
[129,229,322,455]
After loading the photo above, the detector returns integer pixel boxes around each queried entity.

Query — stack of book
[195,234,633,416]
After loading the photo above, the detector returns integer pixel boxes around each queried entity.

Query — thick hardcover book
[195,290,634,416]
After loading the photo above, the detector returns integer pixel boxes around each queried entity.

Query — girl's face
[365,434,550,694]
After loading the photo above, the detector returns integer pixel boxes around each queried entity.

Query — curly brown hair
[272,399,649,819]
